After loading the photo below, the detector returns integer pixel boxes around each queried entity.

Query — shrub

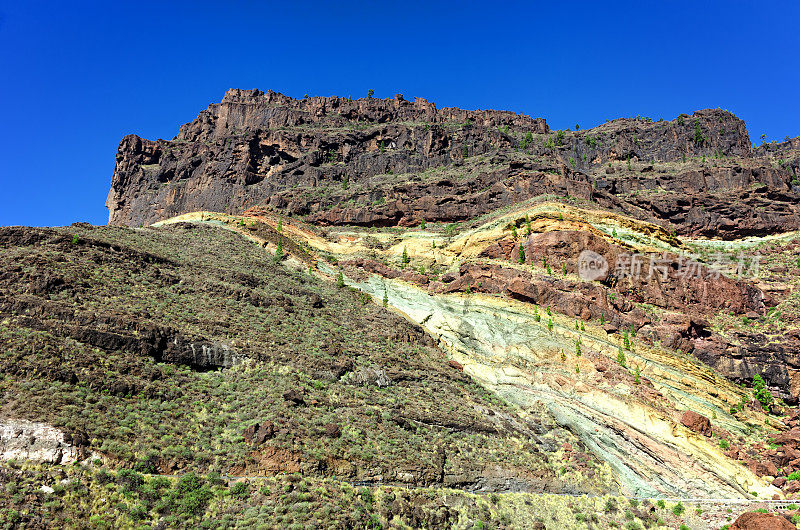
[230,482,249,499]
[672,502,685,516]
[752,374,773,410]
[656,499,665,509]
[168,472,212,518]
[694,122,706,145]
[117,469,144,492]
[518,244,526,264]
[719,439,730,449]
[129,504,148,520]
[336,271,345,288]
[133,453,159,474]
[359,487,374,505]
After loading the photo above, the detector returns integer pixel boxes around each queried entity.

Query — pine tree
[274,239,283,262]
[518,244,526,264]
[336,271,344,288]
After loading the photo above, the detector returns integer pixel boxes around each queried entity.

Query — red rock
[750,460,779,477]
[773,476,787,488]
[680,411,712,437]
[242,421,275,445]
[730,511,795,529]
[447,360,464,372]
[775,429,800,447]
[786,480,800,493]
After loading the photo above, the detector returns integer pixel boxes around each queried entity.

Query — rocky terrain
[3,90,800,528]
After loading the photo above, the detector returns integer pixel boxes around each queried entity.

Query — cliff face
[107,89,800,237]
[107,89,547,227]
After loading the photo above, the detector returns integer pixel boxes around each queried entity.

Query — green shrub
[617,346,626,367]
[129,504,148,520]
[752,374,773,410]
[117,469,144,492]
[672,501,685,516]
[230,482,249,499]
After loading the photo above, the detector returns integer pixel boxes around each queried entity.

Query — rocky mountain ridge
[107,89,800,238]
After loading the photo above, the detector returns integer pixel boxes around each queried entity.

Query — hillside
[3,90,800,528]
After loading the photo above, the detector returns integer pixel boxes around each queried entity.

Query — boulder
[282,389,305,406]
[680,411,712,437]
[730,511,795,529]
[324,423,341,438]
[243,421,275,445]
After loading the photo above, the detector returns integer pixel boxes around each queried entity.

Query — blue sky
[1,1,798,227]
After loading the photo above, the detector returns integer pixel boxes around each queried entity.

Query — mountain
[3,90,800,528]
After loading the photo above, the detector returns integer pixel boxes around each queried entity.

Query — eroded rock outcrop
[108,90,800,239]
[0,419,80,464]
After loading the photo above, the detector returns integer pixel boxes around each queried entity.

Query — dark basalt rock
[107,90,800,238]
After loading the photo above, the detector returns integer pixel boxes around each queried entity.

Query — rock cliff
[108,90,800,239]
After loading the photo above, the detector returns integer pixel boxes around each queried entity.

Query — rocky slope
[3,89,800,528]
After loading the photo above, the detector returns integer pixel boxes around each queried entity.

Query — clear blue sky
[1,1,798,227]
